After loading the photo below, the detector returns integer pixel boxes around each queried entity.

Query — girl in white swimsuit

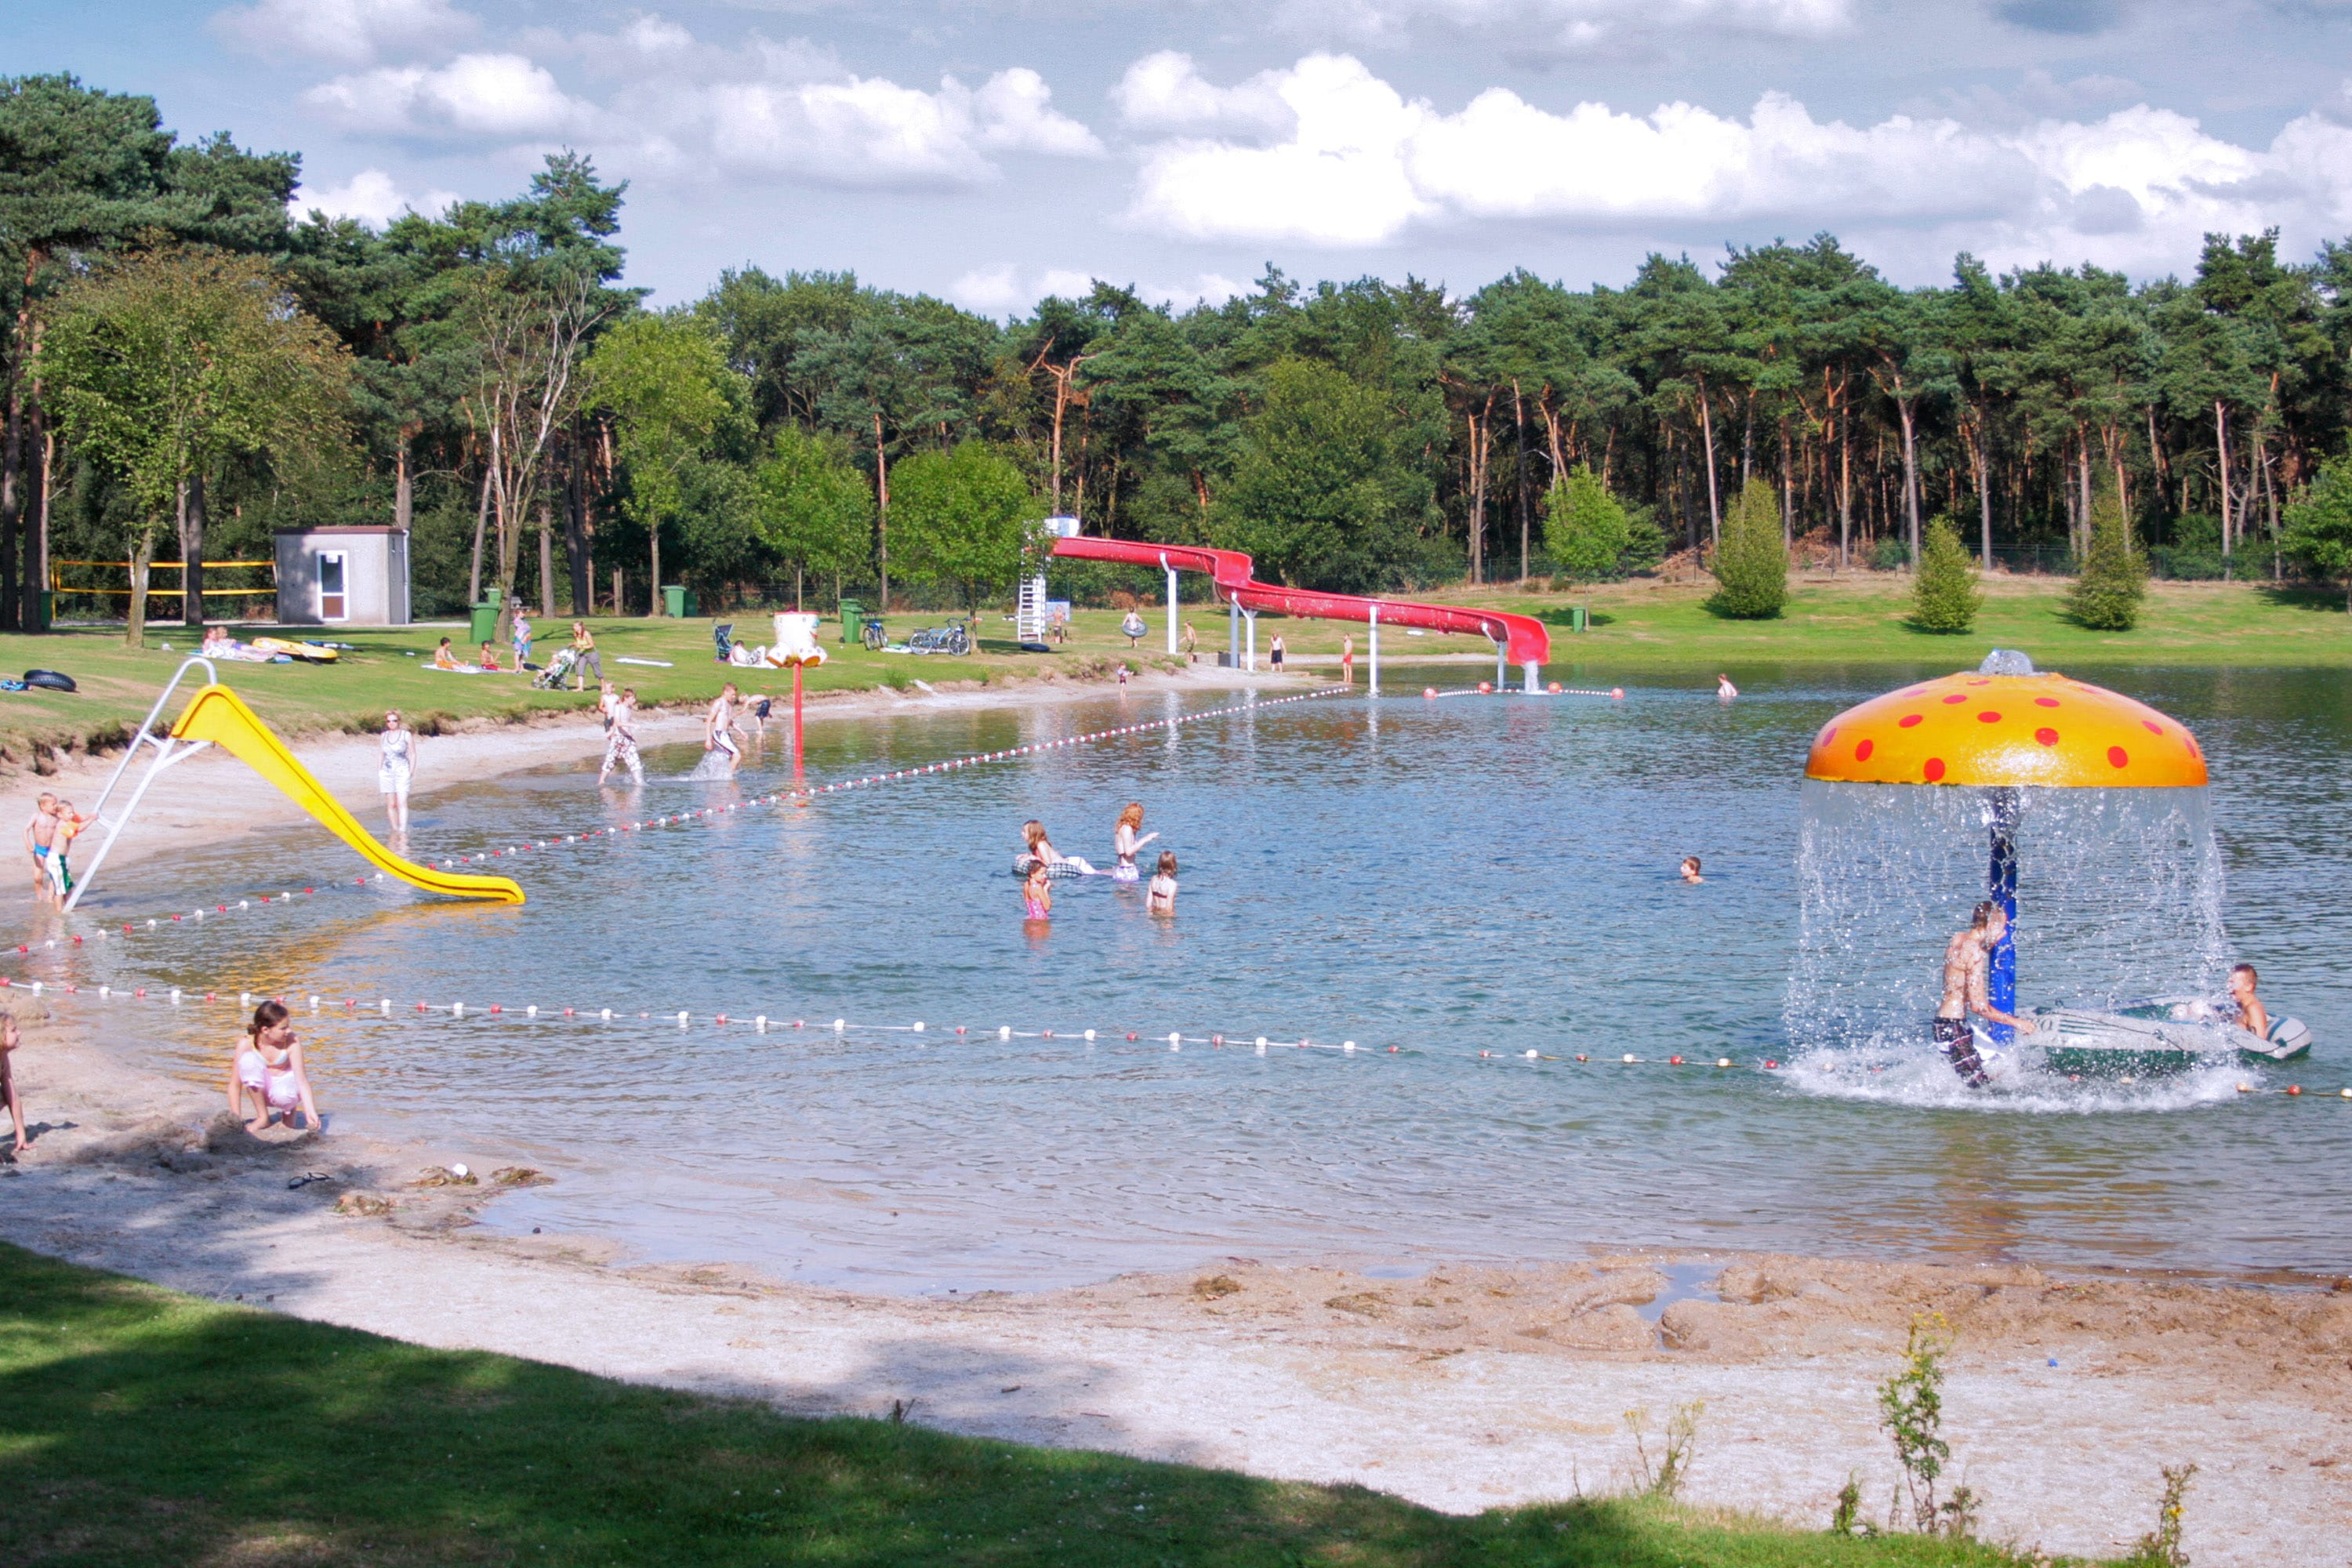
[227,1000,321,1134]
[378,710,415,833]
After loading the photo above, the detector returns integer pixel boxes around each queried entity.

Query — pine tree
[1706,477,1787,619]
[1911,514,1982,633]
[2067,479,2148,631]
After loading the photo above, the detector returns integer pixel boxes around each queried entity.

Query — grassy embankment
[0,1242,2104,1566]
[0,575,2338,761]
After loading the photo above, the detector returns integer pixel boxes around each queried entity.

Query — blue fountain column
[1986,789,2020,1044]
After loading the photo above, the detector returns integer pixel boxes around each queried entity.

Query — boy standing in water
[1934,901,2036,1087]
[2230,963,2269,1040]
[24,793,56,902]
[705,683,744,774]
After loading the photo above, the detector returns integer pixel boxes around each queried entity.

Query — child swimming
[1017,819,1096,876]
[1022,858,1052,920]
[1147,851,1178,915]
[1111,802,1158,881]
[1679,855,1704,884]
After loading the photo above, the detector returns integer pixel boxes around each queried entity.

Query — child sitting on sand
[1023,858,1052,921]
[1147,851,1178,916]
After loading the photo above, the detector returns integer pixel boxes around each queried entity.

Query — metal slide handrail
[61,657,220,912]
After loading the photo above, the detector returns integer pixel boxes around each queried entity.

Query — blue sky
[12,0,2352,311]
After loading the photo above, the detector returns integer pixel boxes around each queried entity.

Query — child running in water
[1111,802,1158,882]
[1147,851,1178,916]
[705,682,745,773]
[601,688,644,786]
[1022,858,1052,921]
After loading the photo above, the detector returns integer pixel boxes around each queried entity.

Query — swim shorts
[1932,1016,1990,1089]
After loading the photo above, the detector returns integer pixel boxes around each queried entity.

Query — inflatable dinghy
[2034,996,2313,1078]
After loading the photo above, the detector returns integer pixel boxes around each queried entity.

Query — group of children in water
[24,793,93,904]
[1016,803,1178,923]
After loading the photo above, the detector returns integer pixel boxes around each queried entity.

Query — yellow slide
[170,684,524,905]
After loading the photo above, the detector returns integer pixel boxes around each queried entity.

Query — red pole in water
[792,662,804,782]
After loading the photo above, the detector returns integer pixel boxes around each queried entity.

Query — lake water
[54,662,2352,1291]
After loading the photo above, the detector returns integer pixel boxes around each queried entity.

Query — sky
[12,0,2352,314]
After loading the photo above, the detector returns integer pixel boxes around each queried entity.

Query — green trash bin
[837,600,863,643]
[1570,604,1588,632]
[662,584,695,619]
[470,601,499,645]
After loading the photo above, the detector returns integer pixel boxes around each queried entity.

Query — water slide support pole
[64,655,221,913]
[1228,594,1238,667]
[1367,604,1379,697]
[1163,557,1178,656]
[1244,608,1257,673]
[1495,641,1506,691]
[1986,787,2020,1047]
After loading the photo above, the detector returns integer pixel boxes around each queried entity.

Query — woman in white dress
[378,710,416,833]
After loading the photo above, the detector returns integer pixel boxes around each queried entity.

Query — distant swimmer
[1935,901,2035,1087]
[2230,962,2269,1039]
[1147,850,1178,915]
[705,682,745,774]
[1715,673,1737,700]
[1340,633,1355,687]
[1679,855,1704,884]
[1022,858,1053,922]
[1112,802,1158,881]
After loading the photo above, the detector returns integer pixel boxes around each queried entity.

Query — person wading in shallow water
[1935,900,2036,1087]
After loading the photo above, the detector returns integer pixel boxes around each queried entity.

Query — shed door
[318,552,348,621]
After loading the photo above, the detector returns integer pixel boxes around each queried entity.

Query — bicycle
[908,619,971,655]
[860,616,888,652]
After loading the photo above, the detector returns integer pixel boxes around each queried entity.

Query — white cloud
[211,0,475,66]
[1112,51,1297,136]
[1267,0,1853,45]
[667,64,1101,186]
[947,263,1250,314]
[1122,55,2352,274]
[303,53,594,140]
[296,169,460,227]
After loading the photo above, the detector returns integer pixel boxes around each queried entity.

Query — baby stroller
[532,644,581,690]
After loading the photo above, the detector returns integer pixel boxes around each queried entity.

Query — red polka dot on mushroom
[2036,728,2060,746]
[1899,713,1923,728]
[1854,739,1875,761]
[2107,746,2129,768]
[1820,726,1838,746]
[1977,710,2002,724]
[2034,697,2060,708]
[1923,757,1947,782]
[1942,694,1967,705]
[2142,720,2163,735]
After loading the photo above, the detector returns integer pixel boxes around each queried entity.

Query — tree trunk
[1968,414,1994,571]
[539,497,556,616]
[1893,379,1921,566]
[468,460,492,604]
[30,416,50,631]
[394,422,418,535]
[1695,376,1721,550]
[0,361,19,636]
[564,423,590,615]
[1512,382,1533,582]
[873,410,890,612]
[2212,401,2233,561]
[1837,416,1853,570]
[1779,412,1793,550]
[1464,405,1490,585]
[125,528,155,648]
[648,524,662,617]
[180,472,207,633]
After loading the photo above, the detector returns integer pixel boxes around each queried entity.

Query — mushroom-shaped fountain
[1788,650,2308,1082]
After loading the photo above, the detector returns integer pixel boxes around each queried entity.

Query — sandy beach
[3,665,2348,1566]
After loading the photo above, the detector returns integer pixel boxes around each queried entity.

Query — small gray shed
[274,526,410,626]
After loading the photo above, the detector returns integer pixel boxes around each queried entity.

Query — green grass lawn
[0,1242,2101,1566]
[0,573,2336,760]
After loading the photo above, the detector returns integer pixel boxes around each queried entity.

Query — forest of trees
[9,71,2352,637]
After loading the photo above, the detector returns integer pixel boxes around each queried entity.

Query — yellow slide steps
[170,684,524,905]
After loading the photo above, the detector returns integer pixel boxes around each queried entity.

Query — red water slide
[1050,535,1550,678]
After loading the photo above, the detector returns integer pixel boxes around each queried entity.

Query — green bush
[1911,516,1982,633]
[1620,507,1672,575]
[1544,465,1631,587]
[1869,536,1911,572]
[2284,448,2352,610]
[2067,480,2148,630]
[1705,477,1787,619]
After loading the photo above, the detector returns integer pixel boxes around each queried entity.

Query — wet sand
[2,666,2347,1564]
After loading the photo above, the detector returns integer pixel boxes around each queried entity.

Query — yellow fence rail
[50,561,278,599]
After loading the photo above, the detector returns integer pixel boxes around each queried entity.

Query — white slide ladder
[1015,573,1048,644]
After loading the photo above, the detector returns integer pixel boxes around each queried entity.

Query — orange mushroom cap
[1804,670,2206,788]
